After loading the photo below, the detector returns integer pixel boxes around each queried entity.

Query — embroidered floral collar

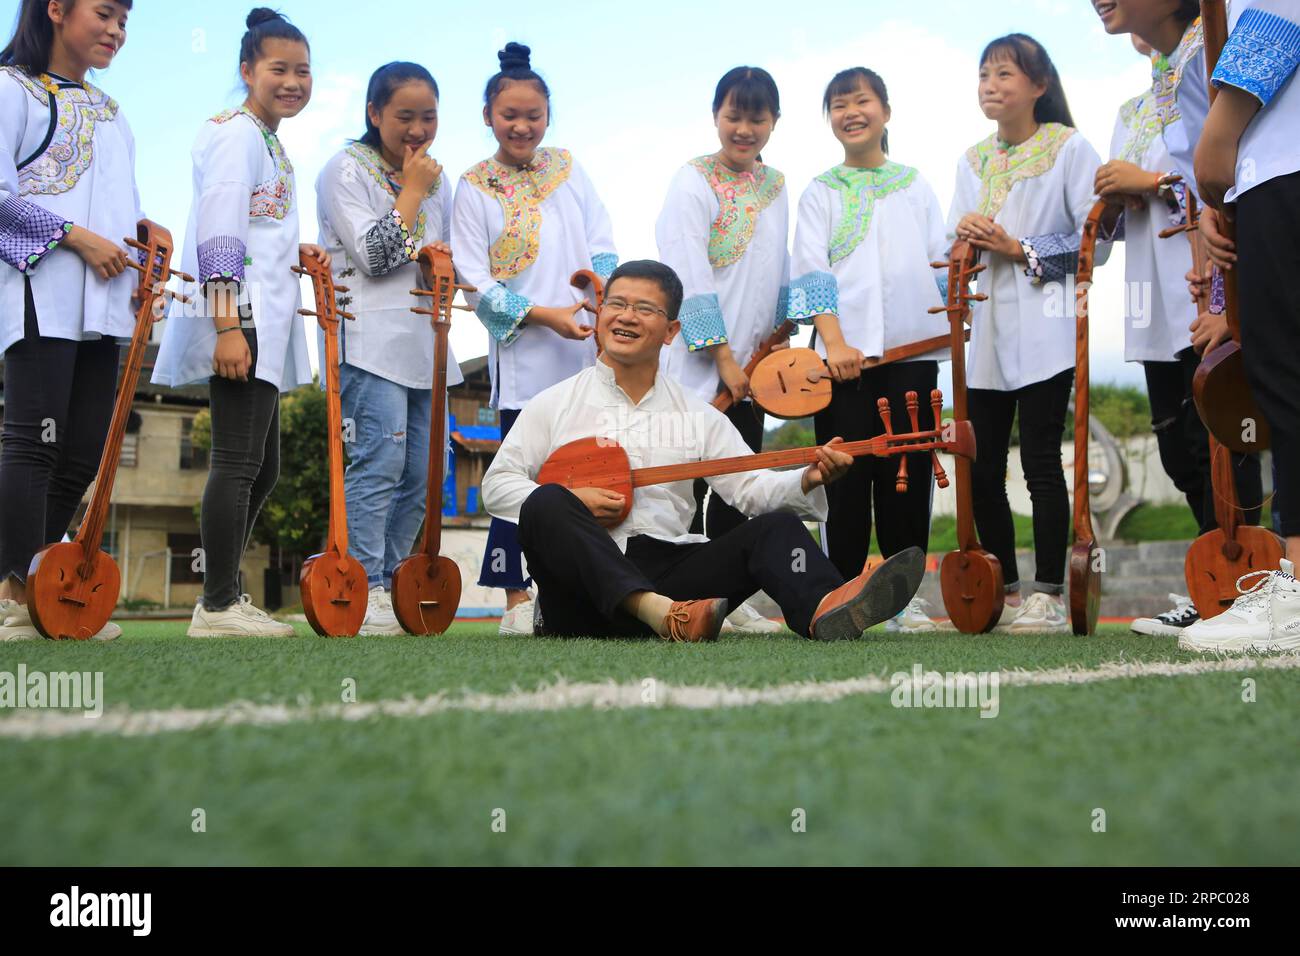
[463,146,573,280]
[965,123,1074,219]
[7,66,119,198]
[816,161,917,264]
[688,154,784,269]
[345,142,440,200]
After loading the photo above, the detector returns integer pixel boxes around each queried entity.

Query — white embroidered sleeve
[656,167,726,351]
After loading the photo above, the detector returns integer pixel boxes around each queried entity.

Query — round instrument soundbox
[28,220,192,640]
[295,252,367,637]
[1192,342,1270,453]
[391,247,473,635]
[748,348,832,420]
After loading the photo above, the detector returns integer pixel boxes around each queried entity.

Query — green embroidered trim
[965,123,1075,219]
[463,147,572,281]
[816,161,917,264]
[343,142,438,246]
[688,155,785,269]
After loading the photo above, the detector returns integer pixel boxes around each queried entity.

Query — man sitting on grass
[481,259,925,642]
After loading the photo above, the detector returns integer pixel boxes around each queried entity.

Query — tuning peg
[455,282,478,294]
[290,265,307,276]
[969,263,987,276]
[125,259,146,274]
[928,305,955,315]
[171,269,195,283]
[410,288,436,297]
[963,292,988,302]
[340,311,357,321]
[298,308,318,317]
[930,260,950,269]
[334,284,350,294]
[411,306,436,317]
[452,304,475,312]
[124,237,149,252]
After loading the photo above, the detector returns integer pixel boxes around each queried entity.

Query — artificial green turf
[0,622,1223,709]
[2,623,1297,865]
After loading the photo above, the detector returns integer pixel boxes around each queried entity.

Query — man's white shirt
[482,360,828,552]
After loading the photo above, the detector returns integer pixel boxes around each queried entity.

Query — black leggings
[1238,171,1300,537]
[968,368,1073,593]
[1143,348,1262,533]
[0,281,119,584]
[690,400,765,538]
[813,360,937,580]
[202,330,281,610]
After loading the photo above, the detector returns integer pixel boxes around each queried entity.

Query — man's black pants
[518,484,842,638]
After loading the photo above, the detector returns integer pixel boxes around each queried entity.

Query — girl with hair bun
[154,8,328,637]
[314,60,463,635]
[653,65,790,633]
[451,41,617,635]
[947,33,1104,635]
[0,0,139,641]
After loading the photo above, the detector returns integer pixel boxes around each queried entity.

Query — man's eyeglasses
[601,296,669,320]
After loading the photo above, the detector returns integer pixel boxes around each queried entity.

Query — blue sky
[4,0,1159,387]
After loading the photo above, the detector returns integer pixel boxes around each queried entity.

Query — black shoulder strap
[16,85,58,173]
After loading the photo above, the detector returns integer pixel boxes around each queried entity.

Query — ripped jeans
[339,364,434,589]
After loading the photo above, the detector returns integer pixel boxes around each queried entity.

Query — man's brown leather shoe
[661,598,729,643]
[809,546,925,641]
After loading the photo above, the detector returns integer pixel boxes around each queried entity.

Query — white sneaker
[359,586,405,636]
[721,600,783,634]
[0,601,120,641]
[188,594,296,638]
[1001,591,1070,634]
[499,596,535,635]
[885,596,939,633]
[0,599,39,641]
[1132,593,1199,637]
[1178,559,1300,653]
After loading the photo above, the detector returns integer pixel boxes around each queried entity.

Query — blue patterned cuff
[1212,8,1300,106]
[787,271,838,323]
[1210,269,1225,315]
[365,210,417,277]
[680,293,727,351]
[591,252,617,281]
[0,196,72,273]
[1020,232,1080,286]
[477,283,532,345]
[773,285,789,329]
[197,235,249,284]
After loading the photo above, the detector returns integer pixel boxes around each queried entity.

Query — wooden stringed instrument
[711,319,796,413]
[537,389,970,528]
[295,252,368,637]
[391,248,476,635]
[1161,191,1282,619]
[1068,200,1111,636]
[28,220,192,640]
[1188,0,1271,454]
[928,241,1005,633]
[747,330,969,420]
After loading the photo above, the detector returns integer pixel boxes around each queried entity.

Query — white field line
[1,654,1297,740]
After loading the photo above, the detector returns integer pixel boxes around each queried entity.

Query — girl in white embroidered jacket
[153,8,328,637]
[0,0,140,642]
[451,41,618,633]
[315,61,465,636]
[948,33,1104,635]
[789,66,950,634]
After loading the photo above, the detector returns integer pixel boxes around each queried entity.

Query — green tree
[190,379,331,561]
